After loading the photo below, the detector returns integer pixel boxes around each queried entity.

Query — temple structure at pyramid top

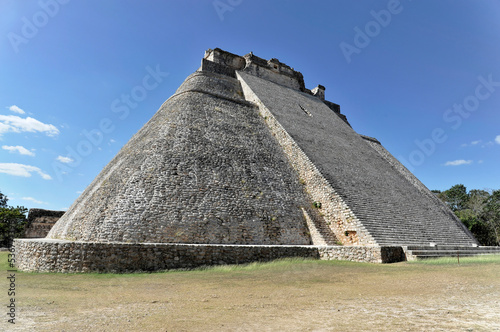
[15,48,483,273]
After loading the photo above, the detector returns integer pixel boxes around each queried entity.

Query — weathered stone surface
[24,209,65,238]
[47,66,314,246]
[14,239,402,272]
[236,70,477,247]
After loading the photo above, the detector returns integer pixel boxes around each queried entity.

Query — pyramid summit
[15,48,485,272]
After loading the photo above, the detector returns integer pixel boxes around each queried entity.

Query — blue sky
[0,0,499,211]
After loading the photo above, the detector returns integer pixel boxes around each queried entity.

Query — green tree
[0,191,28,248]
[456,208,495,246]
[482,190,500,245]
[436,185,498,246]
[457,189,493,244]
[438,184,469,212]
[0,192,7,207]
[467,189,490,214]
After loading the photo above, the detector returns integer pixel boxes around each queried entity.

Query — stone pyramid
[15,48,479,272]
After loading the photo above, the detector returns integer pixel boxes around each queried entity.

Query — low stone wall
[318,245,404,264]
[13,239,404,273]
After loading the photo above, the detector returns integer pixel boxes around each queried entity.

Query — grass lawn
[2,253,500,331]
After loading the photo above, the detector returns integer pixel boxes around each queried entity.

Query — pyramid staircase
[403,245,500,261]
[301,208,339,245]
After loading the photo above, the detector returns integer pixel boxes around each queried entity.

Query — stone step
[410,253,499,260]
[402,246,500,261]
[302,208,338,246]
[409,250,500,256]
[405,245,500,251]
[360,226,476,246]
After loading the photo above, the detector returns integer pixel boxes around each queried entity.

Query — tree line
[432,185,500,246]
[0,192,28,248]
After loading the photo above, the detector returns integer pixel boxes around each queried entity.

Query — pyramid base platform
[13,239,405,273]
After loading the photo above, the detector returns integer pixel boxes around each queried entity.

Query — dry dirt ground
[2,254,500,331]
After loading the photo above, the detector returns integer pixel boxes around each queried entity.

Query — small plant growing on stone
[312,201,322,209]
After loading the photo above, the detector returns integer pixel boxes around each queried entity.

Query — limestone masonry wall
[204,48,306,93]
[47,69,312,245]
[14,239,404,272]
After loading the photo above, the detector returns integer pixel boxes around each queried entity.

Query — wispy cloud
[56,156,74,163]
[0,114,59,137]
[495,135,500,145]
[22,196,47,205]
[461,140,481,147]
[444,159,473,166]
[0,163,52,179]
[8,105,25,114]
[0,122,10,134]
[2,145,35,156]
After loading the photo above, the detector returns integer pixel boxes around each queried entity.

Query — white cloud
[461,140,481,147]
[0,163,52,179]
[495,135,500,145]
[22,196,47,205]
[0,114,59,137]
[0,122,11,134]
[8,105,25,114]
[56,155,74,163]
[2,145,35,156]
[444,160,473,166]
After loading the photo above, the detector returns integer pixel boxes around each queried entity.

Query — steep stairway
[403,245,500,260]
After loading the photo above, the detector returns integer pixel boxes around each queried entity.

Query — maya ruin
[15,48,499,273]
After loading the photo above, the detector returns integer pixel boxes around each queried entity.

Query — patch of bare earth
[3,257,500,331]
